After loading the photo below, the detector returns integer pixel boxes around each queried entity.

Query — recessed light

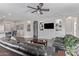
[8,13,12,16]
[0,17,2,19]
[27,21,31,24]
[2,16,6,18]
[67,16,72,19]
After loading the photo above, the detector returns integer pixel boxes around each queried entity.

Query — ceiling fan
[27,3,50,14]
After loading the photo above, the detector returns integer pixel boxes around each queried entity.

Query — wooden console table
[30,39,47,46]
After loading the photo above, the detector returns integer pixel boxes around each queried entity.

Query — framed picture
[16,24,24,30]
[55,20,62,31]
[39,22,44,31]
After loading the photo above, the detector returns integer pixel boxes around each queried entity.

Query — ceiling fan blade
[27,6,37,9]
[39,10,43,14]
[38,3,44,8]
[31,10,37,13]
[41,9,50,11]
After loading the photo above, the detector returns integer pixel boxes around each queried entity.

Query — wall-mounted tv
[44,23,54,29]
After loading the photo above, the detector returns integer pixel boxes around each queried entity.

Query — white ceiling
[0,3,79,21]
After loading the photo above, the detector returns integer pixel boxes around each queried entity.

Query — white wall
[23,21,33,38]
[38,18,55,39]
[65,17,79,38]
[65,17,74,35]
[76,18,79,38]
[0,23,5,38]
[15,19,56,39]
[55,19,66,37]
[16,18,66,39]
[18,20,55,39]
[38,18,65,39]
[0,19,66,40]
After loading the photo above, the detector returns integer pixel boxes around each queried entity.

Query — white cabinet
[0,24,5,38]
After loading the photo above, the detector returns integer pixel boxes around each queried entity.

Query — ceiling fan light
[8,13,12,16]
[2,16,6,18]
[37,11,40,13]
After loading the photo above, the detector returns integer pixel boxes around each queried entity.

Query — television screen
[44,23,54,29]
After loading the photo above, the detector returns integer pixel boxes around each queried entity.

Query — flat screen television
[44,23,54,29]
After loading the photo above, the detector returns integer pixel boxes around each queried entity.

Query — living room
[0,3,79,56]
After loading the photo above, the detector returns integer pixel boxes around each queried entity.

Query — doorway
[33,21,38,40]
[65,17,77,36]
